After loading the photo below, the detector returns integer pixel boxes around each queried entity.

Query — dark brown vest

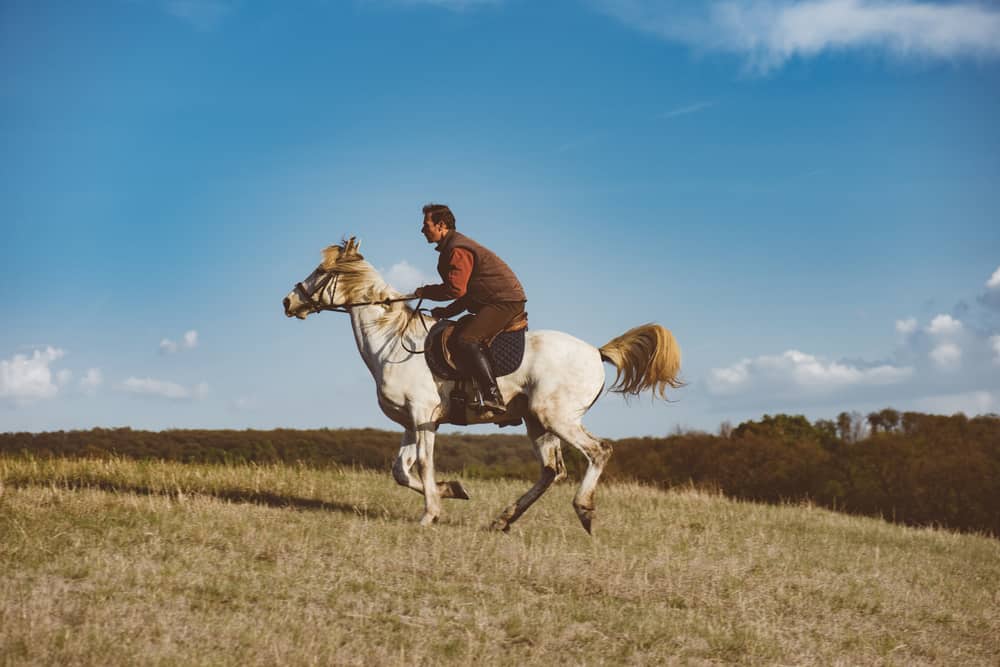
[437,231,526,308]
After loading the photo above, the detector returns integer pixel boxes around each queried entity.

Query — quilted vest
[437,230,526,307]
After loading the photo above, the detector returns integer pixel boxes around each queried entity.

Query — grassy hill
[2,456,998,665]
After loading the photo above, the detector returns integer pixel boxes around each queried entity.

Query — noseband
[294,270,344,313]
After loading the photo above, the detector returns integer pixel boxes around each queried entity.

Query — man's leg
[451,302,524,413]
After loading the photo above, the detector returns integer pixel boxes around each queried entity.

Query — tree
[837,412,853,442]
[867,411,885,435]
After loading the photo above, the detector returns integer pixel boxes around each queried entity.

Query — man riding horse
[414,203,526,415]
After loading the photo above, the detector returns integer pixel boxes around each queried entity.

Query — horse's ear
[345,236,363,259]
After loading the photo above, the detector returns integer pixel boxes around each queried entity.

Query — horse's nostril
[282,296,290,311]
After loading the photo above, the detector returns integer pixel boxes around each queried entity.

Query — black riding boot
[452,339,507,414]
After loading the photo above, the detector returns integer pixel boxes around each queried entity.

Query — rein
[294,269,431,354]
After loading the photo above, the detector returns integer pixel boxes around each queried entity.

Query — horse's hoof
[574,505,594,535]
[419,513,439,527]
[489,517,511,533]
[448,480,471,500]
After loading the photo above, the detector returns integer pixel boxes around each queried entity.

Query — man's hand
[414,286,424,298]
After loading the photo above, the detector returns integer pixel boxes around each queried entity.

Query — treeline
[606,412,999,537]
[2,410,997,536]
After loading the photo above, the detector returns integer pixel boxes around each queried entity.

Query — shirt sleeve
[417,247,474,301]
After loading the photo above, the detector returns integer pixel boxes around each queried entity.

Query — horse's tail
[599,323,683,399]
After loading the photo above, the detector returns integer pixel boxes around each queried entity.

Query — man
[414,203,526,414]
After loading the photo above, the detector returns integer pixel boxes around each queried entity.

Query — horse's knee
[597,440,613,465]
[392,456,411,486]
[582,439,612,467]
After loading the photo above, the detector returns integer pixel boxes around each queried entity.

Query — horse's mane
[321,240,430,339]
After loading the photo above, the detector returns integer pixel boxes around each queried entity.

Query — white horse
[283,238,682,533]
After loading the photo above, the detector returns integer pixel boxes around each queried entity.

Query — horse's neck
[348,303,425,382]
[343,265,426,380]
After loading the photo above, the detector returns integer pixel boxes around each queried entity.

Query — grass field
[2,456,998,666]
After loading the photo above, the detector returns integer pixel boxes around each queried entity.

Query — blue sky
[2,0,999,438]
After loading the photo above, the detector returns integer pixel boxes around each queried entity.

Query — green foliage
[2,410,998,536]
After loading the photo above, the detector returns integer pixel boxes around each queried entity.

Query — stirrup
[474,387,507,414]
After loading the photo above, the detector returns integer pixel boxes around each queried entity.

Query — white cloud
[926,313,962,336]
[383,261,432,294]
[991,335,1000,366]
[978,265,1000,310]
[160,329,199,354]
[930,342,962,370]
[707,349,913,396]
[987,266,1000,290]
[79,368,103,395]
[56,369,73,387]
[0,347,67,402]
[895,317,917,335]
[590,0,1000,72]
[121,377,209,401]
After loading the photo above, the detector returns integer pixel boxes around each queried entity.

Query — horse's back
[509,329,605,410]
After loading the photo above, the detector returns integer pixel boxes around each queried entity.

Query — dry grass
[1,456,998,666]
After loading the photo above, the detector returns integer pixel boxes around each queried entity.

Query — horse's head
[283,237,364,319]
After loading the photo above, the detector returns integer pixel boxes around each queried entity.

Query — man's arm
[415,247,474,301]
[430,296,469,320]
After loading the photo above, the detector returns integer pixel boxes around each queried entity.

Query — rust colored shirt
[419,246,474,301]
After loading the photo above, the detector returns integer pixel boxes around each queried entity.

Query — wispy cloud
[160,330,199,355]
[121,377,209,401]
[383,261,432,294]
[978,264,1000,311]
[707,349,913,397]
[930,342,962,371]
[589,0,1000,73]
[895,317,918,335]
[79,368,103,396]
[708,262,1000,414]
[1,347,67,403]
[661,101,714,119]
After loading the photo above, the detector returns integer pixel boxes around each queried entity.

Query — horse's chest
[376,390,410,426]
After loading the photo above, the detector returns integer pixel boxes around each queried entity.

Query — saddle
[425,312,528,381]
[425,313,528,427]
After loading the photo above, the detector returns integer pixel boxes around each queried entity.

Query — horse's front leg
[393,430,470,500]
[415,424,441,526]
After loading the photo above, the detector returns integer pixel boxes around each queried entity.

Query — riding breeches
[453,301,525,345]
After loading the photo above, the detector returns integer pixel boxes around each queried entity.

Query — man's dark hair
[423,203,456,230]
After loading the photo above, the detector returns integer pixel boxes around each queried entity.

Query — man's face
[421,215,448,244]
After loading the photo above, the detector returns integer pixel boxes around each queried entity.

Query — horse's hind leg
[548,421,612,534]
[490,416,563,532]
[393,431,470,500]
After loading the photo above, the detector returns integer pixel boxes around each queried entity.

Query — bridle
[294,269,419,314]
[292,268,430,353]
